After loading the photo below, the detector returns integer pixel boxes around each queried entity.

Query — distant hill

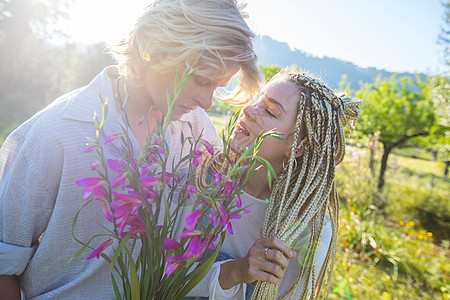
[253,35,418,89]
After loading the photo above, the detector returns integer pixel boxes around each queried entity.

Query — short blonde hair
[110,0,263,104]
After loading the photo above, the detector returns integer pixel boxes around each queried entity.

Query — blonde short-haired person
[0,0,262,298]
[190,70,361,299]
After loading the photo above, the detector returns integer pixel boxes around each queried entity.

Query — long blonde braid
[251,72,361,300]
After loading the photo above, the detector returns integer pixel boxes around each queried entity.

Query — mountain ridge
[253,35,418,89]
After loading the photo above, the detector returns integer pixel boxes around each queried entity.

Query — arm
[0,275,20,300]
[218,237,296,289]
[0,123,62,278]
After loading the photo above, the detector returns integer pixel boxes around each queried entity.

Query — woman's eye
[265,108,276,117]
[194,76,211,87]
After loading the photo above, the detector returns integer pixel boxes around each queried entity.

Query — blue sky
[65,0,446,74]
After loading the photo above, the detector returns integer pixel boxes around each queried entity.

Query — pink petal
[178,229,202,239]
[110,173,127,190]
[185,210,202,230]
[201,139,214,156]
[164,262,181,276]
[82,145,97,153]
[104,133,123,145]
[87,239,114,260]
[107,159,123,173]
[162,238,182,250]
[226,222,233,234]
[235,194,242,208]
[76,177,105,187]
[140,176,160,187]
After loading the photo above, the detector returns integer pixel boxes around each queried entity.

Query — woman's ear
[285,143,305,159]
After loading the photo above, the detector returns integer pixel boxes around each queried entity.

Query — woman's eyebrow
[266,97,286,113]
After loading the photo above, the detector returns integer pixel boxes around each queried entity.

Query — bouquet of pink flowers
[70,69,277,299]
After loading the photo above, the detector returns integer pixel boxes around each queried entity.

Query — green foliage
[355,74,439,189]
[330,144,450,300]
[259,64,282,81]
[357,75,435,147]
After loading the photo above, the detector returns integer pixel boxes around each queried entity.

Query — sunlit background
[64,0,445,73]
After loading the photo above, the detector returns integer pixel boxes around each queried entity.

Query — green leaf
[125,247,140,300]
[110,234,132,273]
[111,273,122,300]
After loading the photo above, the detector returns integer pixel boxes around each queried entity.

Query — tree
[438,0,450,66]
[425,74,450,175]
[356,75,436,190]
[0,0,75,139]
[260,64,282,81]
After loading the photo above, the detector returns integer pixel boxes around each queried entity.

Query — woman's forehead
[264,79,299,102]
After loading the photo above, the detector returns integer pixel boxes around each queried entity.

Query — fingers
[246,254,285,284]
[263,247,289,270]
[241,237,297,284]
[257,237,297,259]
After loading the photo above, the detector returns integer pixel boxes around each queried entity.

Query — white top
[0,66,221,299]
[187,191,332,299]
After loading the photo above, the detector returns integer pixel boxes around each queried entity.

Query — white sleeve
[208,260,246,300]
[185,260,246,299]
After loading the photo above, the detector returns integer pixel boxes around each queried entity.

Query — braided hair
[251,71,361,300]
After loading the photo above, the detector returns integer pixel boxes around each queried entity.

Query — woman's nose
[194,88,215,110]
[243,104,256,120]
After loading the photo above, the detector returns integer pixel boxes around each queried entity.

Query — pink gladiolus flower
[219,204,228,227]
[104,133,123,145]
[214,173,224,186]
[162,238,182,250]
[166,255,185,263]
[76,177,106,199]
[110,172,128,190]
[112,191,142,205]
[90,161,101,171]
[179,229,202,239]
[200,139,214,156]
[164,261,182,276]
[102,204,114,223]
[182,185,197,200]
[185,209,202,230]
[192,149,202,167]
[107,159,126,173]
[92,185,108,202]
[140,176,159,187]
[87,238,114,260]
[199,197,210,205]
[226,222,233,234]
[122,214,146,236]
[222,180,236,195]
[141,163,158,176]
[231,214,242,220]
[235,194,242,209]
[82,145,97,153]
[185,236,202,258]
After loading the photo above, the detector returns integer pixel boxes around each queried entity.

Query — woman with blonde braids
[187,68,361,299]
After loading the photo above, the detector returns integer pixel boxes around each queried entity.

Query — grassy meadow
[211,113,449,299]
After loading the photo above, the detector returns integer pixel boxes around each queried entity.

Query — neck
[242,164,272,200]
[112,77,163,148]
[114,77,162,125]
